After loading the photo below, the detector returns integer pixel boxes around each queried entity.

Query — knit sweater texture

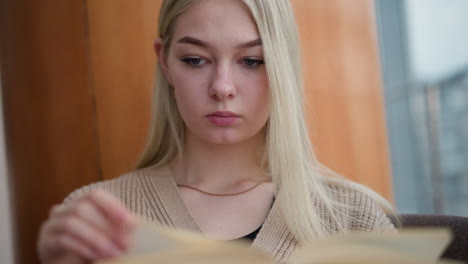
[64,166,396,263]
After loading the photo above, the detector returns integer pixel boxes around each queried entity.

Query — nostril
[209,75,236,100]
[209,87,230,101]
[210,93,220,100]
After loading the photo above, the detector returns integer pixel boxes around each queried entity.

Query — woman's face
[159,0,270,145]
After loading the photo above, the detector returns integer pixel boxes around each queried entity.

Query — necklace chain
[177,181,267,196]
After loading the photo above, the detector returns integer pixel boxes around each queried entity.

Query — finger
[49,204,67,218]
[72,200,113,235]
[49,194,123,238]
[54,190,137,251]
[85,190,137,232]
[52,234,97,260]
[39,218,97,261]
[71,200,131,250]
[56,215,123,258]
[40,216,62,238]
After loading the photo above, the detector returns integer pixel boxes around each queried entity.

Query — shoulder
[62,166,170,210]
[319,177,397,233]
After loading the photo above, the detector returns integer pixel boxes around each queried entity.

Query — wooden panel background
[0,0,159,263]
[86,1,160,180]
[294,0,393,200]
[0,1,102,263]
[0,0,392,263]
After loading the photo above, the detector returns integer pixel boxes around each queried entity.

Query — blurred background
[0,0,467,263]
[376,0,468,216]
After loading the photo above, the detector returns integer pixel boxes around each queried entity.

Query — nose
[208,63,237,101]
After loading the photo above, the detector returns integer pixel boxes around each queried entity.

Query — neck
[170,131,268,188]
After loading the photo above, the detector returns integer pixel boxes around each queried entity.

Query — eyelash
[179,57,265,68]
[180,57,207,67]
[242,58,265,68]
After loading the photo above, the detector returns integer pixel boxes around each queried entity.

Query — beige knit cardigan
[64,166,396,263]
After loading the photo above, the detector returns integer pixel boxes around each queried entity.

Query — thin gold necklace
[177,181,267,196]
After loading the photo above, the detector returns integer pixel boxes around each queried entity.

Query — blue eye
[180,57,206,67]
[242,58,265,68]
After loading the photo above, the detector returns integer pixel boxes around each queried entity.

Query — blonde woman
[37,0,397,263]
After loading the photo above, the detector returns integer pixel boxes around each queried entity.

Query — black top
[240,225,262,241]
[234,198,273,242]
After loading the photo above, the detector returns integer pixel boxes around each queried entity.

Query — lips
[208,111,239,117]
[206,111,240,126]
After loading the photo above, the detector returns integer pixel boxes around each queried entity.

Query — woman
[37,0,397,263]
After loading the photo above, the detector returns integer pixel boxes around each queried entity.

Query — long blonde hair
[138,0,395,242]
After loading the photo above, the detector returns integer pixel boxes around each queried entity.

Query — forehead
[171,0,260,46]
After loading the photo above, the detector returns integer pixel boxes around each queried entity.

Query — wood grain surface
[0,1,101,263]
[293,0,393,200]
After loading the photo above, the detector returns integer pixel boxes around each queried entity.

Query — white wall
[405,0,468,82]
[0,70,14,263]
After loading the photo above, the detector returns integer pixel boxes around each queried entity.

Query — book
[97,220,459,264]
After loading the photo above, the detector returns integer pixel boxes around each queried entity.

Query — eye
[241,58,265,68]
[180,57,207,67]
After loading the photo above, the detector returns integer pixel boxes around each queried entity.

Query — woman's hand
[37,189,138,264]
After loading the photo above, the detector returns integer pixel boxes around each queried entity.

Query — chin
[186,123,264,146]
[192,129,256,146]
[203,134,247,145]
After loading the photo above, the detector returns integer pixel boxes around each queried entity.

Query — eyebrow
[238,38,262,48]
[176,36,262,49]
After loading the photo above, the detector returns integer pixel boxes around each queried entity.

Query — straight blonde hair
[138,0,396,242]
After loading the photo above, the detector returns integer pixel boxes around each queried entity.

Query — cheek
[173,82,201,117]
[234,72,270,135]
[243,73,270,113]
[254,76,271,126]
[256,89,271,124]
[169,67,209,120]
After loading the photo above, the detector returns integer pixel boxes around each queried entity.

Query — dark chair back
[397,214,468,262]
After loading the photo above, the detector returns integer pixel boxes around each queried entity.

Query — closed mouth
[207,111,240,117]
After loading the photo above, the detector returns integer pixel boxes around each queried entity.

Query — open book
[97,220,459,264]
